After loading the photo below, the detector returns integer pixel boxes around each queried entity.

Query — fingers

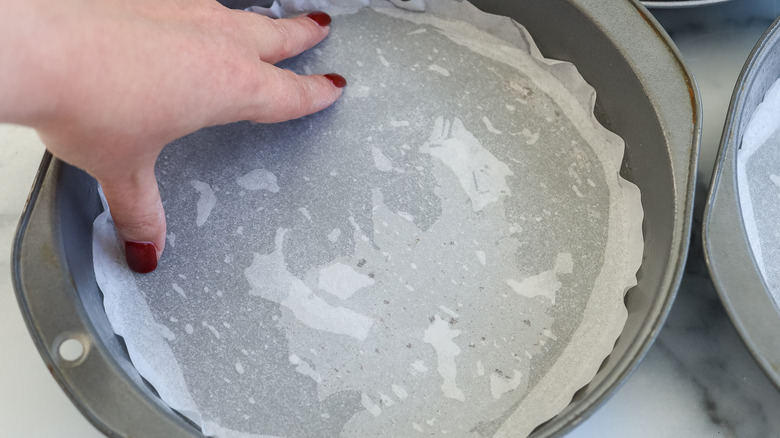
[242,11,332,65]
[246,64,346,123]
[98,164,167,274]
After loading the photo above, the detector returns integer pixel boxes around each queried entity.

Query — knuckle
[266,20,296,59]
[287,76,310,118]
[115,214,162,239]
[230,58,262,94]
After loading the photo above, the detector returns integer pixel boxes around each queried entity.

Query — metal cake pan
[703,16,780,390]
[12,1,700,436]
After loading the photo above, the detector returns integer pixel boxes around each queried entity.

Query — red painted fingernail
[307,11,331,27]
[125,241,158,274]
[324,73,347,88]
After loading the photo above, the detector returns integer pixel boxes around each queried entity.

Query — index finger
[242,64,345,123]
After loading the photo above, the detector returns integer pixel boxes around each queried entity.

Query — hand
[0,0,345,273]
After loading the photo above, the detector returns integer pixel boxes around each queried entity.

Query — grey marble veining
[570,247,780,437]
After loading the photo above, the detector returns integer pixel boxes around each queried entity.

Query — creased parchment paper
[92,1,644,436]
[738,77,780,305]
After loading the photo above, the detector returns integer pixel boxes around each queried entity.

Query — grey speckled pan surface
[12,1,699,437]
[704,16,780,391]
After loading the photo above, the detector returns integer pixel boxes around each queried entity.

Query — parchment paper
[738,77,780,305]
[92,1,644,436]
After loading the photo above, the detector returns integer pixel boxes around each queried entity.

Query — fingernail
[124,241,158,274]
[307,11,331,27]
[324,73,347,88]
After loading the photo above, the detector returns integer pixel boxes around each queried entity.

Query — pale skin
[0,0,344,271]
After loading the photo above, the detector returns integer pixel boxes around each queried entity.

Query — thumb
[98,164,167,274]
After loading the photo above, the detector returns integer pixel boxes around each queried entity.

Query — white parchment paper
[738,77,780,305]
[92,1,644,436]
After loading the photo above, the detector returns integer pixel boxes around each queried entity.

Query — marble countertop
[2,1,780,436]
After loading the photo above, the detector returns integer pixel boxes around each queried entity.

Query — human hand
[0,0,345,273]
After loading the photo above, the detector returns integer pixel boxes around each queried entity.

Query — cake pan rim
[703,15,780,391]
[11,0,701,436]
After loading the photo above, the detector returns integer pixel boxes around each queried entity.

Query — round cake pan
[703,15,780,390]
[12,1,700,437]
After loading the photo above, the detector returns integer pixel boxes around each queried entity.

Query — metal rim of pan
[703,16,780,391]
[641,0,733,8]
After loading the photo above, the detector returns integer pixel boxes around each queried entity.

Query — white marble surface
[0,126,103,437]
[3,1,780,436]
[571,1,780,436]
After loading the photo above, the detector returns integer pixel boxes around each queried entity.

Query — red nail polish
[125,241,158,274]
[307,11,331,27]
[324,73,347,88]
